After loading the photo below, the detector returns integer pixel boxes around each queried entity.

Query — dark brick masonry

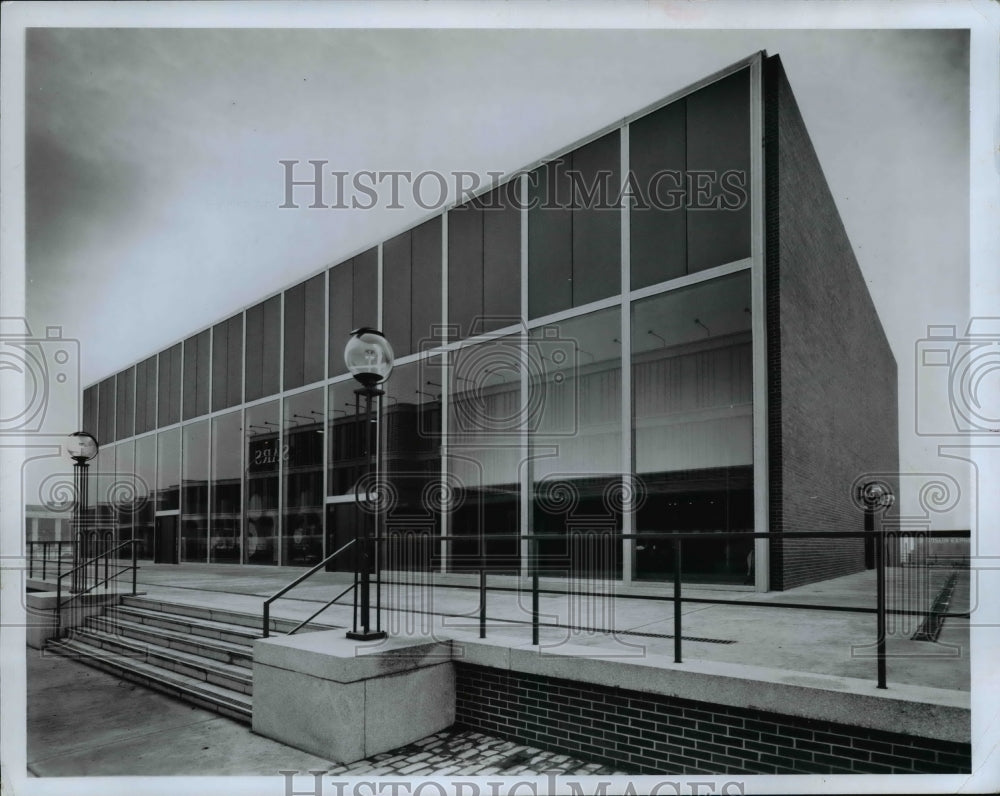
[454,663,969,775]
[764,55,900,590]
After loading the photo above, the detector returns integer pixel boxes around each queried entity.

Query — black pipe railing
[370,528,970,690]
[262,539,356,638]
[27,540,75,582]
[55,540,139,638]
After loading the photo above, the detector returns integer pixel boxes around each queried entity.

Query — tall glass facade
[82,62,760,585]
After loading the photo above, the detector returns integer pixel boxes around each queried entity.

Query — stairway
[45,596,339,724]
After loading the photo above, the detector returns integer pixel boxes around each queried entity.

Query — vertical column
[620,124,633,585]
[440,214,450,573]
[519,172,531,581]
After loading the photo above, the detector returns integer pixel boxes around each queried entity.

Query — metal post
[673,538,682,664]
[347,387,386,641]
[263,602,270,638]
[531,532,539,646]
[479,568,487,639]
[876,521,887,689]
[131,539,138,595]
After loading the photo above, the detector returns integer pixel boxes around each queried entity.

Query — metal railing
[55,540,140,638]
[27,540,75,582]
[372,528,970,691]
[262,539,356,638]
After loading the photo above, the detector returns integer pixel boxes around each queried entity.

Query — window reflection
[530,307,623,578]
[245,401,279,564]
[134,435,156,559]
[283,389,324,566]
[156,428,180,512]
[446,338,521,574]
[181,420,209,562]
[631,271,753,583]
[211,410,243,563]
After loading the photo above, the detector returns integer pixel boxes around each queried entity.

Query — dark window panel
[212,318,230,412]
[283,281,306,390]
[685,67,751,273]
[328,259,354,378]
[226,314,243,408]
[261,295,281,399]
[411,217,442,353]
[210,409,243,564]
[245,304,263,401]
[482,181,521,332]
[353,247,378,330]
[183,330,210,420]
[98,377,116,445]
[448,201,483,341]
[382,230,412,357]
[630,98,687,289]
[528,158,573,318]
[135,355,157,434]
[115,366,135,441]
[157,344,182,427]
[302,273,325,386]
[82,385,98,438]
[571,131,621,306]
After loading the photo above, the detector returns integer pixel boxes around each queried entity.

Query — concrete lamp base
[345,630,388,641]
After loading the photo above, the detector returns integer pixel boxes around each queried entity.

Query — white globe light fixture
[65,430,99,463]
[344,328,394,388]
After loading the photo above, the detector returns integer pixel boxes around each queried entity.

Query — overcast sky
[20,23,974,525]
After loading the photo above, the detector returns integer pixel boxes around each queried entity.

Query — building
[77,51,898,592]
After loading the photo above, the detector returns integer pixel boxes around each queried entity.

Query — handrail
[27,540,75,582]
[55,539,139,638]
[262,539,356,638]
[372,527,970,690]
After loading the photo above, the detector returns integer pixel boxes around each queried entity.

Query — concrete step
[110,604,263,646]
[67,626,253,695]
[47,637,253,724]
[85,613,253,669]
[120,595,342,636]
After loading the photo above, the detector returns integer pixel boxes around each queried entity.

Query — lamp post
[65,431,99,593]
[344,327,393,641]
[860,481,894,689]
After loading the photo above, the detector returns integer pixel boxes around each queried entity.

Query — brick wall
[764,55,899,590]
[454,663,969,775]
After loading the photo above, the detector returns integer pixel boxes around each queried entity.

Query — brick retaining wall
[454,662,969,775]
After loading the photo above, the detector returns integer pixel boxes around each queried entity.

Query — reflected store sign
[249,437,289,472]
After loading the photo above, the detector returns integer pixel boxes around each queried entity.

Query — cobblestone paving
[323,727,632,776]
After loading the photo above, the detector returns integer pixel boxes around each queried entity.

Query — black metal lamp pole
[66,431,99,593]
[344,328,393,642]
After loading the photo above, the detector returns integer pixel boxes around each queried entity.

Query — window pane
[381,358,443,573]
[382,230,412,356]
[245,296,281,402]
[283,388,324,566]
[212,313,244,412]
[685,68,751,272]
[135,355,157,434]
[245,400,279,564]
[115,439,135,537]
[530,307,622,578]
[328,379,365,498]
[446,338,522,574]
[482,181,521,332]
[283,273,325,390]
[134,434,156,558]
[211,410,243,563]
[328,260,354,379]
[98,376,116,444]
[631,270,753,583]
[630,98,687,289]
[157,344,182,427]
[411,217,442,353]
[528,158,572,318]
[447,201,483,341]
[570,131,620,306]
[181,420,209,562]
[83,385,98,439]
[115,367,135,441]
[156,427,180,512]
[183,330,210,420]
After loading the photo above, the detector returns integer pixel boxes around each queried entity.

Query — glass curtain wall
[181,420,209,561]
[116,440,135,557]
[631,271,754,583]
[283,389,325,566]
[134,434,156,558]
[211,410,243,563]
[245,400,280,564]
[530,307,623,578]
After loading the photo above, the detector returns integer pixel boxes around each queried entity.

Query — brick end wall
[764,55,900,590]
[454,663,969,775]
